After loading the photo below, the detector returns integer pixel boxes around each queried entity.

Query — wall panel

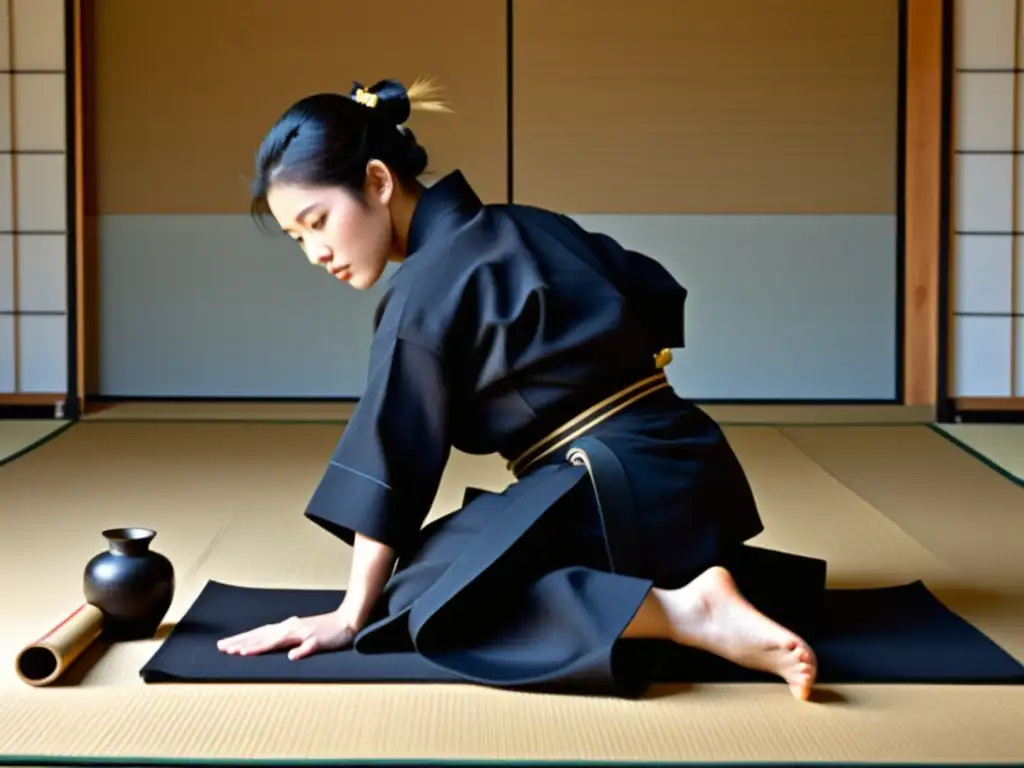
[569,213,898,400]
[0,314,12,391]
[90,0,507,215]
[91,0,906,402]
[91,0,507,398]
[0,235,10,312]
[0,0,70,403]
[513,0,899,215]
[98,215,394,398]
[0,155,10,231]
[514,0,901,401]
[0,5,9,393]
[950,0,1024,406]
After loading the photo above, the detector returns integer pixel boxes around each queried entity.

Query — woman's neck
[389,180,426,261]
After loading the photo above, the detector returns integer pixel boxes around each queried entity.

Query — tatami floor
[935,423,1024,485]
[0,403,1022,765]
[0,420,69,467]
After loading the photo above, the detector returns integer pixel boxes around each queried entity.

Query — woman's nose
[305,243,331,266]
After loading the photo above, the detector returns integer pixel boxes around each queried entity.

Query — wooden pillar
[903,0,946,409]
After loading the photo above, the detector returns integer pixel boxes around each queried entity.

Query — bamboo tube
[15,603,105,686]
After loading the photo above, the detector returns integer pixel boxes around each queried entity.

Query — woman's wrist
[334,594,372,631]
[336,532,397,631]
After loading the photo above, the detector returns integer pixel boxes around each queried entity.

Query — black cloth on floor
[140,575,1024,688]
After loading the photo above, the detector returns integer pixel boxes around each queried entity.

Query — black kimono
[303,170,781,696]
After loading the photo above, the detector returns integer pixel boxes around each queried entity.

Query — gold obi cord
[508,349,674,479]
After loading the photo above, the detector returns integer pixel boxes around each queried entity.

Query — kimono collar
[405,170,484,256]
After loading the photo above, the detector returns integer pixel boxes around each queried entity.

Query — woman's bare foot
[655,566,817,700]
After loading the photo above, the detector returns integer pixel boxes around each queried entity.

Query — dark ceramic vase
[83,527,175,641]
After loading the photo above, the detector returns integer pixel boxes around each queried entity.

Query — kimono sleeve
[303,331,450,556]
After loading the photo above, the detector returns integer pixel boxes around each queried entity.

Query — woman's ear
[364,160,395,207]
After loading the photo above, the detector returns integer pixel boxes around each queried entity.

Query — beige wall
[87,0,899,217]
[513,0,898,214]
[83,1,911,402]
[88,0,508,214]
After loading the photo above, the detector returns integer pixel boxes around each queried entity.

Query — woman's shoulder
[370,208,546,350]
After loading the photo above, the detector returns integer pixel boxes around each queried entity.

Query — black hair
[249,77,450,224]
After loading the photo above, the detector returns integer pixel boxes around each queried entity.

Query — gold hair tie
[354,88,378,108]
[654,348,673,369]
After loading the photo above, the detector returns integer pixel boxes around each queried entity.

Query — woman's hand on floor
[217,611,359,661]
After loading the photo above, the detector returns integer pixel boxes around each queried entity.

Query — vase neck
[108,540,150,556]
[104,528,155,556]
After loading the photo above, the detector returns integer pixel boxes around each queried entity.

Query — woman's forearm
[337,533,396,629]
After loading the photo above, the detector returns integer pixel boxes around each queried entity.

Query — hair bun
[349,77,452,125]
[349,79,411,124]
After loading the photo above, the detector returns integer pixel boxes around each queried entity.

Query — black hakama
[303,171,779,697]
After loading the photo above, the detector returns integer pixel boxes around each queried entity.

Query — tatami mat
[0,420,68,465]
[0,421,1022,764]
[83,401,356,422]
[933,423,1024,485]
[780,425,1024,661]
[82,400,933,425]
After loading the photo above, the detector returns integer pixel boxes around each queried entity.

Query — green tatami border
[0,421,73,470]
[1,756,1019,768]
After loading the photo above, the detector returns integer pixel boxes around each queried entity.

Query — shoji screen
[0,0,68,408]
[951,0,1024,411]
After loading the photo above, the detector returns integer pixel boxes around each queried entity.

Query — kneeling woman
[217,78,818,701]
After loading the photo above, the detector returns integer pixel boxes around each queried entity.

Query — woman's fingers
[236,629,286,655]
[217,626,259,648]
[217,629,256,653]
[217,629,262,653]
[218,618,300,655]
[217,613,349,660]
[287,635,319,661]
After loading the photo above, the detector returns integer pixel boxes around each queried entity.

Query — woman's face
[266,162,396,291]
